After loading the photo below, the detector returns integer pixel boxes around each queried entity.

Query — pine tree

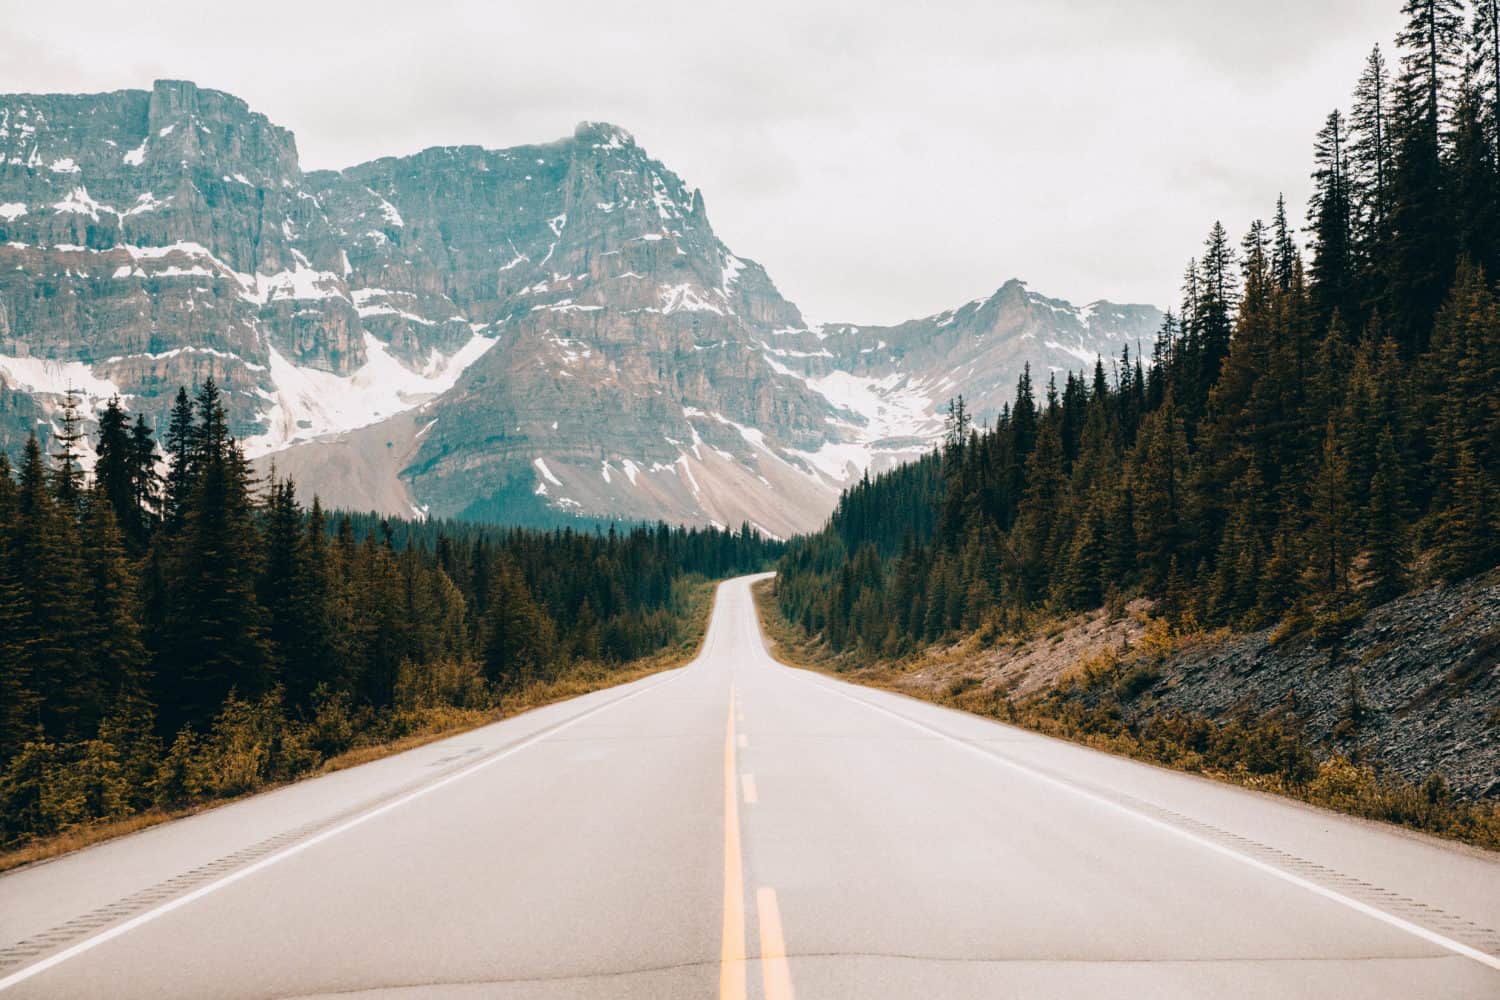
[1351,46,1395,248]
[49,387,86,511]
[94,397,139,541]
[1434,444,1493,580]
[1476,0,1500,166]
[130,415,161,537]
[260,478,335,710]
[1011,419,1067,603]
[155,384,271,730]
[1271,195,1301,292]
[1306,419,1356,598]
[1255,517,1304,624]
[81,487,149,706]
[1383,0,1466,347]
[15,435,91,738]
[1427,258,1498,470]
[1448,74,1500,278]
[1364,427,1409,603]
[1059,494,1106,610]
[1130,397,1189,589]
[1310,110,1357,325]
[1190,225,1238,422]
[571,598,603,661]
[1398,0,1466,134]
[481,559,556,694]
[944,396,971,449]
[162,386,196,530]
[0,454,38,762]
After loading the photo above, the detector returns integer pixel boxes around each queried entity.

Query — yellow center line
[719,685,747,1000]
[757,886,796,1000]
[741,773,758,804]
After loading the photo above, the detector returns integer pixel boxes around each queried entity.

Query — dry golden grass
[0,807,202,873]
[0,582,719,875]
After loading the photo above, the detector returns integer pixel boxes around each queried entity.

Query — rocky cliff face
[0,81,361,428]
[0,81,1162,533]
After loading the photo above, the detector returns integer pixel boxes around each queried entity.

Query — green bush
[154,729,209,810]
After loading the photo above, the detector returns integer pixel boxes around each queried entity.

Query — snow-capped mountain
[0,81,1162,535]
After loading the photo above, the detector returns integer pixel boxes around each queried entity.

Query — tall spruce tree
[1351,46,1395,252]
[49,387,86,512]
[1310,110,1357,324]
[93,397,141,543]
[16,435,90,738]
[0,454,37,761]
[1364,427,1409,602]
[162,386,196,530]
[482,558,556,694]
[155,382,271,730]
[1476,0,1500,164]
[82,488,149,708]
[1434,443,1493,579]
[1384,0,1466,346]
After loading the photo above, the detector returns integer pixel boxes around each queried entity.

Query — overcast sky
[3,0,1405,324]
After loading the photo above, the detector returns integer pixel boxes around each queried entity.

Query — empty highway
[2,574,1498,998]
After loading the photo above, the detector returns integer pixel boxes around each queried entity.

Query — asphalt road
[2,573,1499,999]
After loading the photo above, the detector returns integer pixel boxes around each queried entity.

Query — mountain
[0,80,1162,535]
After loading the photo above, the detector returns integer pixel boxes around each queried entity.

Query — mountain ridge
[0,80,1163,533]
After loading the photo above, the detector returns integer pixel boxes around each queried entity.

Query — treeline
[0,381,776,846]
[778,0,1500,656]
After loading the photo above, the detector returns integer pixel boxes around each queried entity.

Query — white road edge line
[0,669,686,993]
[792,670,1500,975]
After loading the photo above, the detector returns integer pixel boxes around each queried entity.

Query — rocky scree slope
[871,577,1500,800]
[0,81,1161,532]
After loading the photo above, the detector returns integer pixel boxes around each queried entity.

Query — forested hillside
[0,381,775,850]
[777,0,1500,656]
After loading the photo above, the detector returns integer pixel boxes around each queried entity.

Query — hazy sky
[3,0,1405,324]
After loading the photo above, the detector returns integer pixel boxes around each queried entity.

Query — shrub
[307,684,355,759]
[0,742,66,842]
[202,693,278,798]
[154,728,209,810]
[394,657,490,713]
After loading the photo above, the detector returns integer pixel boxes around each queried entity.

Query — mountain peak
[0,81,1162,535]
[573,121,636,150]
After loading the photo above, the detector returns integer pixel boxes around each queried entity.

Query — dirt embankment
[874,600,1154,703]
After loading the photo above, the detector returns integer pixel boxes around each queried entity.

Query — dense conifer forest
[777,0,1500,657]
[0,380,776,848]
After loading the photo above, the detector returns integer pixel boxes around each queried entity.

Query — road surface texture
[2,574,1498,998]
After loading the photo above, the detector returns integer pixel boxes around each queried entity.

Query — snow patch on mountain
[247,332,495,456]
[0,354,123,404]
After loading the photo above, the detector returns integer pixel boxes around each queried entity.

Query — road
[2,573,1498,999]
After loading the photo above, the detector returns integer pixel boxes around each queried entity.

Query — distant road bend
[2,574,1498,999]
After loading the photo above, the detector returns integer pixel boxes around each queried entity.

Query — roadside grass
[0,580,718,875]
[751,579,1500,853]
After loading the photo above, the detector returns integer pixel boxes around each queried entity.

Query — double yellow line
[720,684,794,1000]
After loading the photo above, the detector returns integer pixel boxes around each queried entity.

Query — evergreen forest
[0,380,776,848]
[777,0,1500,658]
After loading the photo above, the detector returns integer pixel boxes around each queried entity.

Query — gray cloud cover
[2,0,1403,323]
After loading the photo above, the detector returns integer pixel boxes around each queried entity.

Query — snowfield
[248,332,496,456]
